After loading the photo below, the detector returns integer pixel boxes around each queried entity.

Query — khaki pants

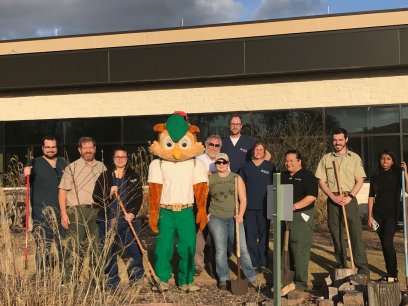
[63,206,101,284]
[327,199,369,276]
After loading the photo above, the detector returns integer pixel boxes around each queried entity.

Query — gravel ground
[9,223,407,305]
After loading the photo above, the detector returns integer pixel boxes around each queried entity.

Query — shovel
[332,160,355,270]
[231,176,249,295]
[282,221,295,286]
[402,168,408,291]
[113,192,163,292]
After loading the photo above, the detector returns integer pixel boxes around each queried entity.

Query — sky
[1,0,408,41]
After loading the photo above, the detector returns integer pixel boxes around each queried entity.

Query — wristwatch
[348,194,354,199]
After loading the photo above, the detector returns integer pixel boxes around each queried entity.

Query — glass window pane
[325,107,367,135]
[64,117,121,145]
[367,106,399,134]
[188,113,231,141]
[367,135,400,179]
[123,115,166,144]
[401,106,408,133]
[5,120,63,146]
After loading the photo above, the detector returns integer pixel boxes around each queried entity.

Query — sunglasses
[215,160,228,165]
[208,142,221,148]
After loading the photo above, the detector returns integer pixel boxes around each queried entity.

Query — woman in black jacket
[368,149,408,282]
[93,146,144,289]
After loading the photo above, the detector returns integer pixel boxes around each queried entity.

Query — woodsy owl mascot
[147,111,208,292]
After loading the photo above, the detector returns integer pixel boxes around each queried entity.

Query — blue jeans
[208,215,257,282]
[98,218,144,287]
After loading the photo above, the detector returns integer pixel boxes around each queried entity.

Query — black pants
[374,213,398,277]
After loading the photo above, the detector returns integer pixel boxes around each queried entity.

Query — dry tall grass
[0,186,166,306]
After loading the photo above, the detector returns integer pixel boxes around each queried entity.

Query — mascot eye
[179,136,192,149]
[163,136,175,150]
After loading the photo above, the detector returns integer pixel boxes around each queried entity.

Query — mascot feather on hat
[147,111,208,292]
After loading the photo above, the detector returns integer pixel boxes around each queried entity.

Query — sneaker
[218,281,227,290]
[152,281,169,292]
[280,282,296,296]
[179,284,201,292]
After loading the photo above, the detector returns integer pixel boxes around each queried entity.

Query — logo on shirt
[261,170,270,174]
[289,177,302,182]
[130,179,138,183]
[240,148,248,153]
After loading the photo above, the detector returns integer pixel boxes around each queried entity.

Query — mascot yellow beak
[172,149,182,160]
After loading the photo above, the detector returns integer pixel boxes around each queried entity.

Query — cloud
[0,0,242,40]
[253,0,326,20]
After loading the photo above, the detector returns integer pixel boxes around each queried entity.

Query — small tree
[257,111,329,224]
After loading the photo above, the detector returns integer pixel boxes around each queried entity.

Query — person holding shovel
[93,146,145,290]
[368,150,408,282]
[281,149,318,294]
[315,128,370,277]
[207,153,259,291]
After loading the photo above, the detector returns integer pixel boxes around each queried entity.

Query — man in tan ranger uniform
[59,136,106,284]
[315,128,369,277]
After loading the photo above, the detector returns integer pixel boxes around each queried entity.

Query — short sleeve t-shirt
[240,160,275,210]
[209,172,239,218]
[281,168,318,210]
[315,150,366,192]
[148,158,208,204]
[59,158,106,207]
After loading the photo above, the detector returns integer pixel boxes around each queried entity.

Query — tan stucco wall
[1,71,408,121]
[1,10,408,56]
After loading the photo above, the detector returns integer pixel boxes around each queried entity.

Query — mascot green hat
[166,111,189,142]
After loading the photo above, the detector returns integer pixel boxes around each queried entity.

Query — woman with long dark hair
[93,146,144,290]
[368,149,408,281]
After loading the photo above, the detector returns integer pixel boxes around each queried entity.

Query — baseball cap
[215,153,229,162]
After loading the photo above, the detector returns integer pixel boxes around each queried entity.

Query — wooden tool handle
[332,160,355,270]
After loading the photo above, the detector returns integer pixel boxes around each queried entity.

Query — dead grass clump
[0,187,152,305]
[315,190,328,225]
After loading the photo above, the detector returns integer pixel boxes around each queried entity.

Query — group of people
[24,114,407,294]
[25,136,144,290]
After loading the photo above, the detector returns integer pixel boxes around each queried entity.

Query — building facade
[1,9,408,181]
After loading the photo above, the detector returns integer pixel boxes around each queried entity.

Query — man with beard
[315,128,369,277]
[59,137,106,284]
[221,114,271,174]
[23,135,67,277]
[195,135,222,276]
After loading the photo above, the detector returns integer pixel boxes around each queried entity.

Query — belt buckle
[173,204,182,211]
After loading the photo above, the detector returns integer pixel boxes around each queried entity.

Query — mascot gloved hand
[147,111,209,290]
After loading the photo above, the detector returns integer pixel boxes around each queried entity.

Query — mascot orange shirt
[147,112,208,291]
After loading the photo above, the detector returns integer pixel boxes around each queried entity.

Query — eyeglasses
[230,123,242,127]
[114,156,127,159]
[208,142,221,148]
[215,160,228,165]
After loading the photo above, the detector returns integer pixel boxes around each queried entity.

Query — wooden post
[367,282,401,306]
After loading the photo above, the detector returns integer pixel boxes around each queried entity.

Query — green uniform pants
[327,198,369,276]
[155,207,196,286]
[64,206,101,283]
[287,207,315,290]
